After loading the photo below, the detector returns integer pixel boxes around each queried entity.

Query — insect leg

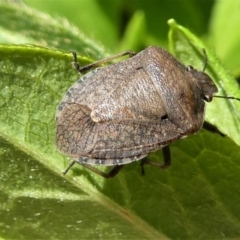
[80,163,124,178]
[71,50,136,74]
[140,146,171,175]
[203,121,225,137]
[62,160,76,175]
[62,160,124,178]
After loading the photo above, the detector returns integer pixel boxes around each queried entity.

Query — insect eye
[203,95,213,102]
[186,65,194,71]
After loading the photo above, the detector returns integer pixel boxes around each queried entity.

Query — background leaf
[22,0,215,51]
[0,0,106,57]
[209,0,240,77]
[0,1,240,239]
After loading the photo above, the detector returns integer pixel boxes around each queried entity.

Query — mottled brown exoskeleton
[56,46,239,178]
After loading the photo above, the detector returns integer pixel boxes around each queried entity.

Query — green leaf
[168,19,240,147]
[1,142,163,240]
[23,0,122,51]
[0,1,106,57]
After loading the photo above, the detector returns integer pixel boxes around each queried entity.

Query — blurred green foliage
[23,0,240,77]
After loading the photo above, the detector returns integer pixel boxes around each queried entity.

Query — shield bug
[56,46,240,178]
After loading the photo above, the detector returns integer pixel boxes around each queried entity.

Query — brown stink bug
[56,46,240,178]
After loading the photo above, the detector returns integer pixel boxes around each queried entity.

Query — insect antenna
[202,49,240,102]
[202,49,208,72]
[214,95,240,101]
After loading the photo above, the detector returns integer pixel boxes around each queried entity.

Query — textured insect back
[56,46,240,178]
[142,47,211,134]
[56,67,102,157]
